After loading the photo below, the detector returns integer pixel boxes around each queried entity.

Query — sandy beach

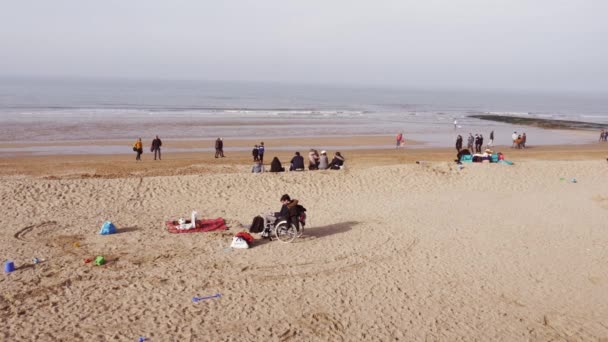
[1,141,608,341]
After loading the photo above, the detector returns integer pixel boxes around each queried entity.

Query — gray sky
[1,0,607,92]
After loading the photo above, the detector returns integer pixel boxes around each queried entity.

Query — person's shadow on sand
[302,221,358,239]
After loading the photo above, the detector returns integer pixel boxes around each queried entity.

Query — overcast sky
[1,0,607,92]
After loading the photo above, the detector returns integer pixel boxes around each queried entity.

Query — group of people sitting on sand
[252,150,345,173]
[456,147,510,164]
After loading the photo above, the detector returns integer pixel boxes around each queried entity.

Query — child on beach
[133,138,143,161]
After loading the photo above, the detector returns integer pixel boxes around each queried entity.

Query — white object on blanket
[230,237,249,249]
[177,211,198,230]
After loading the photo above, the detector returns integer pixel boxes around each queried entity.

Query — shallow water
[0,77,605,153]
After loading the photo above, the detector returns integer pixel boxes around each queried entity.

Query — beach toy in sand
[94,256,105,266]
[33,258,40,264]
[192,293,221,302]
[139,337,147,342]
[84,258,93,264]
[571,178,577,183]
[99,221,117,235]
[73,242,80,248]
[4,261,15,273]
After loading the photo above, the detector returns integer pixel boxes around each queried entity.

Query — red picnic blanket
[166,218,227,234]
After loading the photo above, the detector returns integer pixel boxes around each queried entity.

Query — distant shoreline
[469,114,607,130]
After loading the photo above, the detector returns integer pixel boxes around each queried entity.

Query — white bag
[230,237,249,249]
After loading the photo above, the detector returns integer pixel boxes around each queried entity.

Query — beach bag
[230,237,249,249]
[235,232,254,243]
[99,221,117,235]
[460,154,473,163]
[249,216,265,233]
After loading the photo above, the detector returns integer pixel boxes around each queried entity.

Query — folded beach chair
[460,154,473,163]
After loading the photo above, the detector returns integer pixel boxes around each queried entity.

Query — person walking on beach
[252,144,259,161]
[396,132,403,149]
[218,138,225,157]
[455,135,463,152]
[467,133,474,152]
[151,135,162,160]
[258,142,265,163]
[215,138,221,158]
[133,138,143,161]
[600,130,605,142]
[453,119,458,129]
[488,130,494,147]
[511,131,518,148]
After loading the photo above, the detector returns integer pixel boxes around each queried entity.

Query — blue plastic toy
[99,221,117,235]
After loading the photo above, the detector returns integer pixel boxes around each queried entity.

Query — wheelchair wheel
[274,221,298,243]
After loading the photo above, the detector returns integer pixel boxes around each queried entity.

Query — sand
[1,144,608,341]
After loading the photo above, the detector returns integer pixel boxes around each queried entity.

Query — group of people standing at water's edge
[455,130,529,151]
[456,131,494,153]
[252,149,345,173]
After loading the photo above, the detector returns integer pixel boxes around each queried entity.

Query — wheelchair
[260,211,307,243]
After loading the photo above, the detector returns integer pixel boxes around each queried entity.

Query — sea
[0,77,607,155]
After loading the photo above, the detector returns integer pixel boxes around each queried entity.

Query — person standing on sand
[215,138,221,158]
[453,119,458,129]
[479,134,484,152]
[467,133,474,152]
[455,135,463,152]
[252,144,259,161]
[474,134,480,153]
[521,133,527,149]
[151,135,162,160]
[396,132,403,149]
[219,138,225,157]
[488,130,494,147]
[511,131,518,148]
[133,138,143,161]
[258,142,265,163]
[600,130,605,142]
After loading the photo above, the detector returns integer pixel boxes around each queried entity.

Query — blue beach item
[4,261,15,273]
[100,221,117,235]
[192,293,221,302]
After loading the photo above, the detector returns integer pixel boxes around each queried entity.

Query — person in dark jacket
[258,142,265,163]
[455,135,463,152]
[479,134,484,152]
[270,157,285,172]
[215,138,221,158]
[275,194,302,231]
[290,152,305,171]
[151,135,162,160]
[329,152,345,170]
[252,145,259,161]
